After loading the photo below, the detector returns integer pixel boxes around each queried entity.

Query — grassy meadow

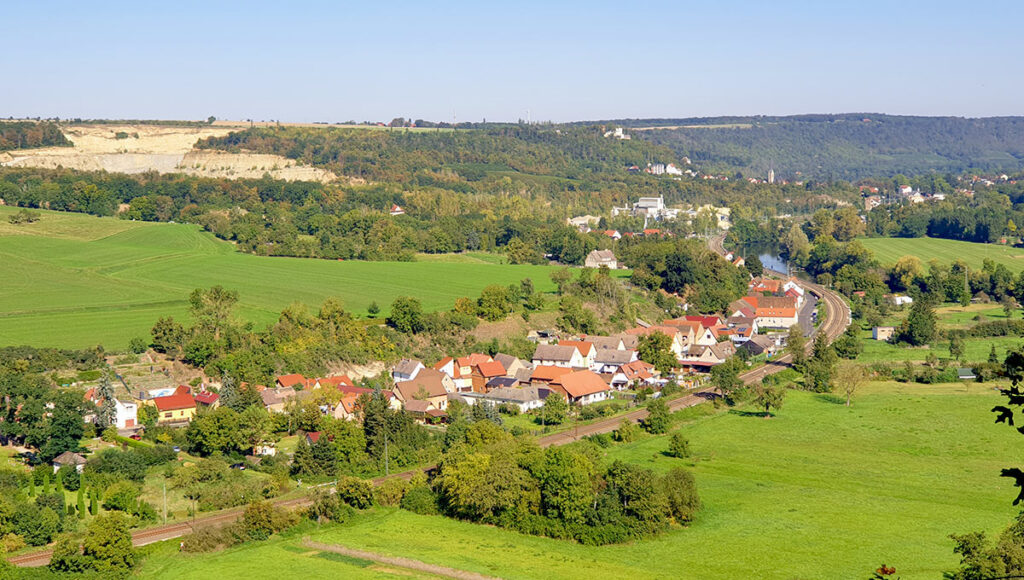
[0,207,576,350]
[859,236,1024,272]
[134,382,1018,579]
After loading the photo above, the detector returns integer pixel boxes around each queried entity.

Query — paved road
[9,233,851,569]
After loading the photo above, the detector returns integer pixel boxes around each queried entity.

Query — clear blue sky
[5,0,1022,122]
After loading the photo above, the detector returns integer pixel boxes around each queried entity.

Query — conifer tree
[96,368,118,429]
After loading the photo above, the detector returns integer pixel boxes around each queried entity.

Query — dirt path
[302,539,500,580]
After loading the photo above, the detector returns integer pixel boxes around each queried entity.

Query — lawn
[0,206,569,350]
[859,236,1024,272]
[134,382,1020,579]
[854,302,1024,363]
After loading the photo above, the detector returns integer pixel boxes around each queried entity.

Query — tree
[388,296,424,333]
[540,392,568,425]
[946,511,1024,580]
[786,324,807,370]
[1003,295,1019,319]
[667,432,690,458]
[367,301,380,318]
[150,316,185,356]
[642,398,671,434]
[477,284,513,322]
[537,447,594,525]
[95,368,117,429]
[753,384,786,417]
[898,298,937,346]
[189,285,239,341]
[550,267,573,295]
[638,332,677,374]
[835,362,866,407]
[710,356,746,404]
[949,334,965,362]
[81,512,136,573]
[832,325,863,360]
[661,467,700,524]
[614,418,638,443]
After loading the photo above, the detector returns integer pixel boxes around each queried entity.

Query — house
[486,376,520,390]
[52,451,87,474]
[872,326,896,341]
[312,375,355,390]
[749,278,782,294]
[456,353,493,378]
[194,391,219,409]
[620,360,658,387]
[390,204,405,216]
[741,335,778,357]
[663,318,716,347]
[493,353,530,378]
[275,374,306,389]
[890,294,914,307]
[462,386,553,413]
[593,348,637,374]
[584,249,618,269]
[624,325,685,357]
[603,229,622,240]
[392,359,425,383]
[737,295,798,329]
[732,256,745,268]
[153,391,197,425]
[114,399,138,430]
[530,365,574,386]
[261,387,297,413]
[958,367,978,381]
[532,344,586,368]
[434,357,472,392]
[526,329,559,344]
[333,394,362,421]
[471,360,507,392]
[567,215,600,232]
[392,368,451,412]
[558,340,596,368]
[586,335,626,350]
[305,431,324,446]
[549,370,611,406]
[680,342,736,370]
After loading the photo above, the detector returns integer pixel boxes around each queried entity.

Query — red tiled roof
[552,370,610,398]
[475,361,506,378]
[153,393,195,412]
[306,431,322,443]
[558,340,595,357]
[195,392,219,405]
[531,365,573,382]
[276,374,306,388]
[457,353,492,368]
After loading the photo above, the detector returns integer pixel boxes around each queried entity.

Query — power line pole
[384,431,389,477]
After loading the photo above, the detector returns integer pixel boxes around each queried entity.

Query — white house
[392,359,425,383]
[549,370,611,406]
[532,344,586,368]
[115,399,138,430]
[584,249,618,269]
[461,386,552,413]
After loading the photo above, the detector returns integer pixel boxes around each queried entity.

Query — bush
[374,478,408,507]
[336,476,374,509]
[181,525,237,553]
[306,489,355,524]
[58,466,81,491]
[667,433,690,458]
[128,337,148,354]
[102,481,139,512]
[1,533,26,554]
[496,403,520,416]
[239,501,297,541]
[400,485,439,515]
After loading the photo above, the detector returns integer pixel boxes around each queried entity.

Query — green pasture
[860,236,1024,272]
[0,207,568,350]
[134,382,1018,579]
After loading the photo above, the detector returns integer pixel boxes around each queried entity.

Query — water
[758,253,788,274]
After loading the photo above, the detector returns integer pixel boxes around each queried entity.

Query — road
[9,233,850,569]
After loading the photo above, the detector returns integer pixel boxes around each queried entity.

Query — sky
[4,0,1023,123]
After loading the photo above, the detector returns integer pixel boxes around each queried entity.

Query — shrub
[374,478,408,507]
[58,466,81,491]
[306,489,355,524]
[1,533,26,553]
[180,525,237,553]
[102,481,139,512]
[667,433,690,458]
[239,501,297,541]
[400,485,439,515]
[128,337,148,354]
[336,476,374,509]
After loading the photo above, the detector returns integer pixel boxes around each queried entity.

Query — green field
[860,236,1024,272]
[0,207,571,350]
[135,382,1017,579]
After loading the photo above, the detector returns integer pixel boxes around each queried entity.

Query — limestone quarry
[0,124,340,182]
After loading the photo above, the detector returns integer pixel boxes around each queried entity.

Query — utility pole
[384,431,389,477]
[162,480,167,524]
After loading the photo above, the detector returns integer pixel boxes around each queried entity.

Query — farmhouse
[584,249,618,269]
[470,360,507,392]
[392,368,451,412]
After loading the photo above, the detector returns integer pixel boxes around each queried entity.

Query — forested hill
[0,121,70,152]
[600,114,1024,180]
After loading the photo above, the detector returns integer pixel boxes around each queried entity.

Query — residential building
[153,391,197,425]
[584,249,618,269]
[390,204,405,216]
[462,386,553,413]
[741,335,778,357]
[261,387,297,413]
[548,370,611,406]
[532,344,586,368]
[530,365,574,386]
[114,399,138,430]
[392,368,452,412]
[194,391,219,409]
[593,348,637,374]
[392,359,425,383]
[493,353,530,378]
[52,451,87,474]
[471,360,507,393]
[567,215,600,232]
[557,340,596,369]
[276,374,306,389]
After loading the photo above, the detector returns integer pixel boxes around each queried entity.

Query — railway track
[9,233,851,568]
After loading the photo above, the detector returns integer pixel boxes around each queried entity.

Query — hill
[604,114,1024,180]
[0,206,568,350]
[859,236,1024,272]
